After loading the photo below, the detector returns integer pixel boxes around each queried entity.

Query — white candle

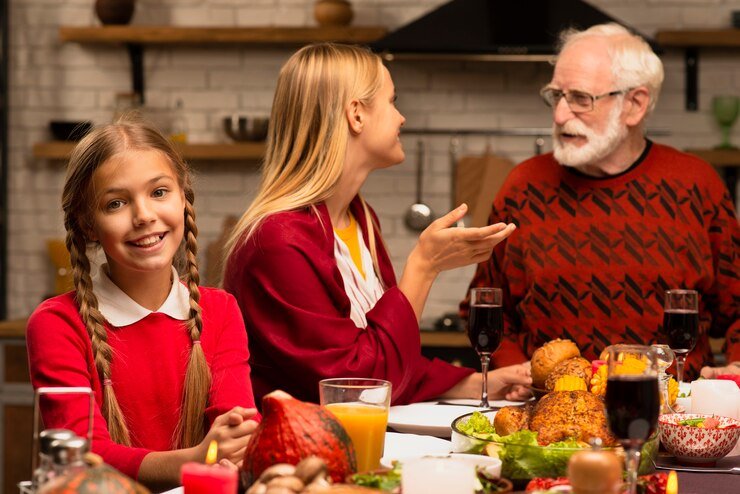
[401,457,477,494]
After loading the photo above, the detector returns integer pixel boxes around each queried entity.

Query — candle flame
[666,470,678,494]
[205,440,218,465]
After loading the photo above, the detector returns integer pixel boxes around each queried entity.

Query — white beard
[552,103,628,169]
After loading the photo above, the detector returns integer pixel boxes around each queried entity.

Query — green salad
[457,412,657,480]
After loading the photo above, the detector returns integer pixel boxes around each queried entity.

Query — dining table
[162,400,739,494]
[383,400,740,494]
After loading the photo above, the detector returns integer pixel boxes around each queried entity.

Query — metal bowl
[222,115,269,142]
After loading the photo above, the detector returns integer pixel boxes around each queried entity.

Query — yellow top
[334,213,366,279]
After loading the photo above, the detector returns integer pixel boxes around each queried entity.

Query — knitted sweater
[464,142,739,380]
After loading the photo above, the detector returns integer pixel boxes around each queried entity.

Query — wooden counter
[0,319,26,340]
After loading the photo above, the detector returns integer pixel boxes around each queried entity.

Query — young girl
[26,121,258,489]
[223,43,531,405]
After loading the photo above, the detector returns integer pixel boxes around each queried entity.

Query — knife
[655,458,740,474]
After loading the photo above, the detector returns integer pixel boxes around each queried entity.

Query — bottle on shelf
[169,98,188,144]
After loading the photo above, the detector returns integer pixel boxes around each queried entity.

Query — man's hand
[700,361,740,378]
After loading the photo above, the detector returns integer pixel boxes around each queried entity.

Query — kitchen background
[5,0,740,328]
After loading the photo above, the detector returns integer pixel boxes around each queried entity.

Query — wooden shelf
[656,29,740,48]
[59,26,387,46]
[655,29,740,111]
[419,331,469,348]
[0,319,26,340]
[685,148,740,167]
[33,141,266,162]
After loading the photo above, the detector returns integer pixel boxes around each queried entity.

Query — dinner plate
[388,402,496,438]
[380,432,452,467]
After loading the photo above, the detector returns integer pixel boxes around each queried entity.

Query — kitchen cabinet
[655,29,740,111]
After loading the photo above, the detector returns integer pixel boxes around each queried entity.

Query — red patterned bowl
[659,413,740,465]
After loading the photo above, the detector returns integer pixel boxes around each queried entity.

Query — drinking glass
[651,344,675,414]
[605,345,659,494]
[319,378,391,473]
[662,289,699,384]
[468,287,504,408]
[711,95,739,149]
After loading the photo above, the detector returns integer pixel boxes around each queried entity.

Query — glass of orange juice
[319,378,391,473]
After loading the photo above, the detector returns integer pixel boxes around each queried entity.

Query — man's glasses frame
[539,87,633,113]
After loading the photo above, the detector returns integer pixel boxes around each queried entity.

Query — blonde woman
[224,43,531,405]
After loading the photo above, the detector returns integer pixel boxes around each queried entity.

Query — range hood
[371,0,659,62]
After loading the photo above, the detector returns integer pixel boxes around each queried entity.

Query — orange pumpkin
[39,464,150,494]
[242,390,357,485]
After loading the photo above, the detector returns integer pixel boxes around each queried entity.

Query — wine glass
[650,344,675,415]
[662,289,699,384]
[468,287,504,408]
[605,345,659,494]
[711,95,739,149]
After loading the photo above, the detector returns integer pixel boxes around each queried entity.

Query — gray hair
[558,23,664,114]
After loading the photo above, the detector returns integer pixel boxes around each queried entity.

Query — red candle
[181,462,237,494]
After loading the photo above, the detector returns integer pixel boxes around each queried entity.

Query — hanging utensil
[404,139,435,232]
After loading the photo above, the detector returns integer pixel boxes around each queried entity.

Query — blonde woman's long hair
[224,43,386,273]
[62,120,210,449]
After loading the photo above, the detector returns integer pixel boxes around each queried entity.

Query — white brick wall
[6,0,740,324]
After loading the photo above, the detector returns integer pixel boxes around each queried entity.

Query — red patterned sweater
[464,142,739,380]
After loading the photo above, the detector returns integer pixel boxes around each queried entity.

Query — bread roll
[531,339,580,387]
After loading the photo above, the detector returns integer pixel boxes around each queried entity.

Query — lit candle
[666,470,678,494]
[181,441,238,494]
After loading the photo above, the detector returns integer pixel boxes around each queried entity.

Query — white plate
[388,403,494,438]
[380,432,452,467]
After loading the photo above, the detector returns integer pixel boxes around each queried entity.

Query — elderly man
[463,23,739,381]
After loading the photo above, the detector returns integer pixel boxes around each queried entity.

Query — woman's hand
[487,364,533,401]
[194,406,259,464]
[399,204,516,320]
[411,204,516,276]
[441,363,532,401]
[701,361,740,378]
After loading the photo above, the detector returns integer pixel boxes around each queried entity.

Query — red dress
[463,142,740,380]
[26,287,257,479]
[224,197,475,405]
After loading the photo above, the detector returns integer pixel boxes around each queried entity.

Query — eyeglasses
[539,87,632,113]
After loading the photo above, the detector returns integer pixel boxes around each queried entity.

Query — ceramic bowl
[49,120,93,141]
[659,413,740,465]
[222,115,269,142]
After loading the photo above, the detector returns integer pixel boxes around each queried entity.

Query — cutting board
[454,153,514,227]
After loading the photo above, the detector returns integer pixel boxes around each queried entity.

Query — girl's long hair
[62,119,210,448]
[224,43,386,273]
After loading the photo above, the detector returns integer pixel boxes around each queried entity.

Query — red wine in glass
[605,345,660,494]
[468,287,503,408]
[468,304,503,353]
[663,289,699,383]
[663,309,699,354]
[606,375,660,447]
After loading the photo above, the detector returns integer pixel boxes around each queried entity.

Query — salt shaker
[32,429,76,490]
[49,435,89,478]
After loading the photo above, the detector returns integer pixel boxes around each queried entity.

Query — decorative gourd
[242,390,357,486]
[39,463,150,494]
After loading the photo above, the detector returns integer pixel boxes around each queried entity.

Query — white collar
[92,264,191,327]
